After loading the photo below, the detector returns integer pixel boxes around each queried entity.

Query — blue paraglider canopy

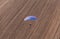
[24,16,38,21]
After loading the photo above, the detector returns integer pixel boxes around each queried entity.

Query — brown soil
[0,0,60,39]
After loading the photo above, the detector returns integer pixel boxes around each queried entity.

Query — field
[0,0,60,39]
